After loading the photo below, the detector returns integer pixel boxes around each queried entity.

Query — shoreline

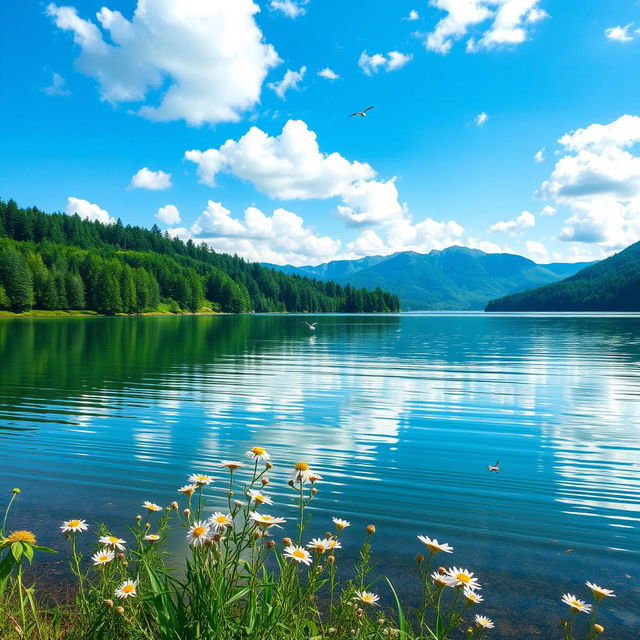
[0,309,224,320]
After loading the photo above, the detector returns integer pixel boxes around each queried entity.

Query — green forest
[0,200,400,314]
[486,240,640,311]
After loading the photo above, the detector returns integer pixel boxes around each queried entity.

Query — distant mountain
[264,247,596,310]
[486,242,640,311]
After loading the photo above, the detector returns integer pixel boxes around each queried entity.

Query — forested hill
[486,241,640,311]
[0,200,400,314]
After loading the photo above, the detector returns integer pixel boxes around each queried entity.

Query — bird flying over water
[488,461,500,473]
[350,106,374,117]
[303,322,318,330]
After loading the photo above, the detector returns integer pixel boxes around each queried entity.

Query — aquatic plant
[0,454,617,639]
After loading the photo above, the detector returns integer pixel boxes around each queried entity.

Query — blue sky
[2,0,640,265]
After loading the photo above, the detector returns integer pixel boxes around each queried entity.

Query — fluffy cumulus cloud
[268,66,307,99]
[425,0,548,54]
[605,24,635,42]
[155,204,181,225]
[524,240,548,262]
[318,67,339,80]
[270,0,308,18]
[47,0,280,126]
[65,197,115,224]
[173,200,340,265]
[358,51,413,75]
[475,112,489,127]
[539,115,640,249]
[489,210,535,235]
[406,10,420,21]
[130,167,172,190]
[42,72,70,96]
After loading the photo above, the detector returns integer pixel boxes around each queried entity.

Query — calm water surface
[1,314,639,637]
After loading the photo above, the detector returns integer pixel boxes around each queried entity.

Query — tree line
[0,200,400,314]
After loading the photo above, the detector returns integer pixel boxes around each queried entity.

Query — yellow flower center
[68,520,81,528]
[456,573,471,583]
[109,537,119,543]
[99,555,109,562]
[8,530,37,544]
[193,527,206,537]
[295,461,309,471]
[122,584,135,594]
[252,447,266,455]
[363,595,373,602]
[215,516,227,523]
[293,549,306,558]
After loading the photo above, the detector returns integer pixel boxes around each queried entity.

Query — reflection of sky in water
[0,314,639,638]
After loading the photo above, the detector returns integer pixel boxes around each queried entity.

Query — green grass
[0,453,616,640]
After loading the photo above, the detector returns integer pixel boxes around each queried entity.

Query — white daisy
[355,590,380,606]
[327,538,342,550]
[332,517,351,530]
[445,567,480,590]
[249,512,286,528]
[187,521,210,547]
[98,535,126,551]
[91,549,115,565]
[464,586,483,603]
[283,545,312,566]
[178,484,198,496]
[144,534,160,542]
[290,461,317,483]
[431,571,450,587]
[417,535,453,554]
[475,615,494,629]
[188,474,213,486]
[115,579,137,599]
[561,593,592,613]
[143,501,163,512]
[245,447,270,461]
[208,512,233,532]
[220,460,244,470]
[247,490,273,506]
[306,538,329,554]
[60,519,88,533]
[585,582,615,599]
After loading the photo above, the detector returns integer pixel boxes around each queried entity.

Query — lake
[0,313,638,637]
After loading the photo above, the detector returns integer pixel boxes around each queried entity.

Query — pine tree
[0,247,35,311]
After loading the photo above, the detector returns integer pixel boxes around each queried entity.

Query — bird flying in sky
[350,106,374,117]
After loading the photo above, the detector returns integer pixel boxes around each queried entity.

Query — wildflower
[290,461,317,483]
[326,538,342,550]
[92,549,115,565]
[115,580,137,599]
[249,511,286,528]
[99,535,126,551]
[115,606,125,614]
[247,489,273,506]
[220,460,244,470]
[6,530,37,544]
[12,488,21,494]
[188,474,213,486]
[283,545,312,566]
[103,599,113,608]
[208,512,233,532]
[187,521,210,547]
[246,447,270,461]
[170,501,179,510]
[143,501,162,512]
[474,615,494,629]
[60,519,88,534]
[594,624,604,634]
[445,567,480,590]
[366,524,376,535]
[417,535,453,554]
[431,571,450,587]
[308,471,323,483]
[144,534,160,542]
[355,590,380,606]
[464,586,483,603]
[332,517,351,530]
[561,593,592,614]
[233,500,245,508]
[307,538,329,553]
[585,582,615,599]
[178,484,198,496]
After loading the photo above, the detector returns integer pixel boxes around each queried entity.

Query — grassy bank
[0,303,221,319]
[0,450,616,640]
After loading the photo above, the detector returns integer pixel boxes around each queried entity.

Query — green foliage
[486,241,640,311]
[0,200,400,314]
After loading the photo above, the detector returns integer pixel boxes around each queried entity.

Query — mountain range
[487,241,640,311]
[265,247,596,310]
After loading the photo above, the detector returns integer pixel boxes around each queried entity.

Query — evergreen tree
[0,246,35,311]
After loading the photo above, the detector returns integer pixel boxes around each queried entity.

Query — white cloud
[425,0,548,54]
[155,204,181,225]
[268,66,307,99]
[176,200,341,265]
[605,24,634,42]
[318,67,339,80]
[489,210,535,235]
[466,237,512,253]
[406,10,420,21]
[270,0,308,18]
[534,148,545,163]
[539,115,640,250]
[184,119,406,227]
[358,51,413,75]
[47,0,280,126]
[524,240,548,262]
[42,72,70,96]
[65,197,115,224]
[540,205,556,216]
[475,112,489,127]
[130,167,172,190]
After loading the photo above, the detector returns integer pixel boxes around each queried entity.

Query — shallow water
[1,314,638,636]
